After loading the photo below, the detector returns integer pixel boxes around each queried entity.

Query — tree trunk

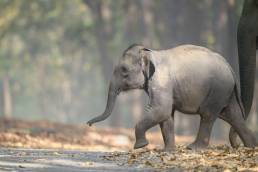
[2,74,12,119]
[124,0,145,44]
[83,0,123,126]
[83,0,113,81]
[226,0,238,71]
[141,0,155,46]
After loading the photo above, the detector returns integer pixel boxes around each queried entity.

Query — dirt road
[0,148,158,172]
[0,120,257,171]
[0,147,257,171]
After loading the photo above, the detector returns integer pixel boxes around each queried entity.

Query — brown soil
[0,118,193,151]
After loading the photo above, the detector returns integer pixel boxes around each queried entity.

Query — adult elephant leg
[238,0,258,116]
[187,114,216,150]
[231,0,258,149]
[159,110,175,151]
[238,30,256,116]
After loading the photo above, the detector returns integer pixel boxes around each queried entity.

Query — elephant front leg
[134,115,157,149]
[134,86,173,149]
[134,104,172,149]
[187,115,216,150]
[160,114,175,151]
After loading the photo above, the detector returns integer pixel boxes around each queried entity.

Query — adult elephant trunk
[87,79,120,126]
[237,0,258,116]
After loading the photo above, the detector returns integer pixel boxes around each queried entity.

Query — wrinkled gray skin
[87,44,257,151]
[229,0,258,148]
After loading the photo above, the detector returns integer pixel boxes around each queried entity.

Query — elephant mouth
[122,87,132,92]
[122,83,143,92]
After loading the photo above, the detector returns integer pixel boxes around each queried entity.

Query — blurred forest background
[0,0,257,141]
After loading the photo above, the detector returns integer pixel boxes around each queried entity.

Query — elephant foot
[230,137,240,148]
[243,136,257,148]
[229,127,240,148]
[162,146,175,152]
[187,142,208,150]
[134,138,149,149]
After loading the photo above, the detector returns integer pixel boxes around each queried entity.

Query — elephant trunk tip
[86,120,93,126]
[87,114,108,126]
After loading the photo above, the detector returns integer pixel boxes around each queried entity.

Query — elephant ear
[140,48,155,79]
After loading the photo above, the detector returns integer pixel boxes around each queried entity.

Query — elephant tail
[229,68,246,148]
[234,83,245,119]
[230,66,246,119]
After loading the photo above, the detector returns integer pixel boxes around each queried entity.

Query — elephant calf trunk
[87,84,119,126]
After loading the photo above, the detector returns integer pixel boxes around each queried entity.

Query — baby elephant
[87,44,257,151]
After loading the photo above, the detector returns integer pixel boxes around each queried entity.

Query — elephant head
[87,44,155,126]
[237,0,258,116]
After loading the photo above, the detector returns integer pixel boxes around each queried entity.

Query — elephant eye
[121,66,128,73]
[120,66,129,78]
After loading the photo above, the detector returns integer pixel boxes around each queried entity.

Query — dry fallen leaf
[84,161,93,167]
[53,152,61,155]
[101,145,258,171]
[1,119,257,171]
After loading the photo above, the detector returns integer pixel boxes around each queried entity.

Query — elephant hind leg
[187,111,217,150]
[187,89,227,150]
[221,93,257,147]
[229,127,239,148]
